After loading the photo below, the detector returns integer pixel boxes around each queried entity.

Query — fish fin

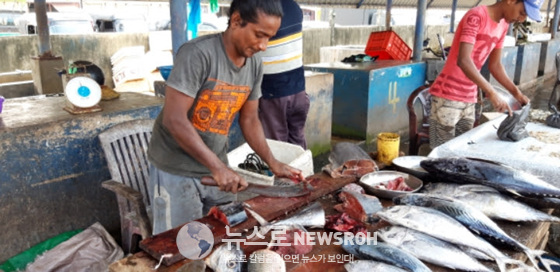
[506,189,523,197]
[459,184,499,194]
[243,203,269,226]
[531,250,552,272]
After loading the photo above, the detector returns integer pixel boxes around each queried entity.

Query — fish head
[207,244,245,272]
[378,205,412,220]
[393,194,432,207]
[377,226,407,243]
[420,157,471,174]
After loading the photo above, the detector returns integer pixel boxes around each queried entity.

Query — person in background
[147,0,304,235]
[258,0,309,149]
[428,0,542,148]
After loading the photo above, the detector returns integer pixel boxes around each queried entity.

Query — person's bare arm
[487,48,530,106]
[457,42,511,113]
[238,99,304,181]
[162,86,247,193]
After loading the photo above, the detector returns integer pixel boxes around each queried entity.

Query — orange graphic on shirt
[192,80,250,135]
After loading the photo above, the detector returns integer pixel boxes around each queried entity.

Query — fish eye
[227,260,237,268]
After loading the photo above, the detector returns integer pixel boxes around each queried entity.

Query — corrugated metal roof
[206,0,552,11]
[295,0,498,9]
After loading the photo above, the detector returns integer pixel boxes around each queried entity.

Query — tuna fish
[422,183,560,223]
[394,193,548,272]
[376,205,523,272]
[420,157,560,198]
[344,260,408,272]
[342,239,432,272]
[205,244,246,272]
[378,225,492,272]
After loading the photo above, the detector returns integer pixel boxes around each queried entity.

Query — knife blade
[200,176,313,198]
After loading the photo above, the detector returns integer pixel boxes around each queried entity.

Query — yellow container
[377,132,400,165]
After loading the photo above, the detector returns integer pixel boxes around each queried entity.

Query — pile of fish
[341,156,560,272]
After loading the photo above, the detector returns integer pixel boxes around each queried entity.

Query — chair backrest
[556,52,560,82]
[99,119,154,208]
[407,84,432,131]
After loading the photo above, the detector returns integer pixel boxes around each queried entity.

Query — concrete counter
[0,93,163,262]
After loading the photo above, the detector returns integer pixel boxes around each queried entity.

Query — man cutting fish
[429,0,542,148]
[147,0,304,235]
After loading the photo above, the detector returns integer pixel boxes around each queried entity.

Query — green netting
[0,229,82,272]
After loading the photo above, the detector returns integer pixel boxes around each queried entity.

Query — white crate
[227,139,314,186]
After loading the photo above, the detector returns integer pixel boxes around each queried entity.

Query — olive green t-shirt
[148,33,262,177]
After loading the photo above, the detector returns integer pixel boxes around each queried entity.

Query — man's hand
[513,92,530,106]
[211,167,248,193]
[268,160,305,182]
[487,91,513,116]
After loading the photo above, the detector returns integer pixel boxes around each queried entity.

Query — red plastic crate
[365,30,412,60]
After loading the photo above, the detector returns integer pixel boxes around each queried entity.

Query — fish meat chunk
[334,189,382,223]
[207,202,248,227]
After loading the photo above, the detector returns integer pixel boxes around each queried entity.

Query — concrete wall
[0,33,149,88]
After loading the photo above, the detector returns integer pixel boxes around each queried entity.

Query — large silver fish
[378,225,492,272]
[394,193,548,272]
[420,157,560,198]
[377,205,523,272]
[205,244,246,272]
[342,239,432,272]
[422,183,560,223]
[344,260,408,272]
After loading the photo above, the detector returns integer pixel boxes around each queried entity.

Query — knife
[200,176,313,198]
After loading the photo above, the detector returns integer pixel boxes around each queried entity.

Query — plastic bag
[497,103,531,142]
[546,105,560,129]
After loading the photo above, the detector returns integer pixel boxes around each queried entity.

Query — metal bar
[386,0,392,30]
[34,0,50,54]
[170,0,188,56]
[427,0,434,8]
[356,0,364,8]
[450,0,458,33]
[547,0,553,27]
[553,0,560,38]
[474,0,483,7]
[413,0,427,61]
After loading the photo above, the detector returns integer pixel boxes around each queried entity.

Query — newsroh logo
[176,222,214,260]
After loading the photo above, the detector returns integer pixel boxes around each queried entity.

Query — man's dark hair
[228,0,283,27]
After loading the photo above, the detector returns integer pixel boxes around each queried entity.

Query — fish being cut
[378,225,492,272]
[245,202,325,236]
[207,202,248,227]
[394,193,548,272]
[342,239,432,272]
[377,205,523,272]
[205,244,246,272]
[344,260,408,272]
[422,183,560,223]
[420,157,560,198]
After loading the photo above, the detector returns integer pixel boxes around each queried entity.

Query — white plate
[359,170,422,199]
[65,76,102,108]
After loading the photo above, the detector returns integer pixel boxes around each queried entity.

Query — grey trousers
[258,91,310,149]
[148,164,236,235]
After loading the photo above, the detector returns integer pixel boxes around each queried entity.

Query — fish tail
[532,250,553,272]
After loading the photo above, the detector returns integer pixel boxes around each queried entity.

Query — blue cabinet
[306,61,426,145]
